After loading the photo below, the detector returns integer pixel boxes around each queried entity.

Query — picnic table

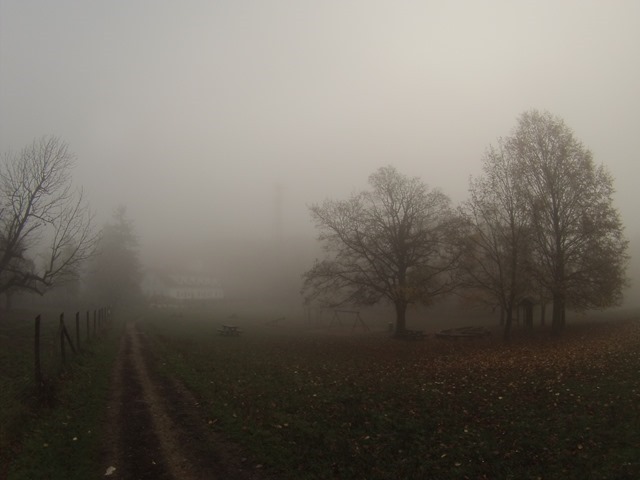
[399,329,426,340]
[435,326,491,339]
[218,324,242,336]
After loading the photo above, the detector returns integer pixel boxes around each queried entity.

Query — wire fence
[32,307,111,387]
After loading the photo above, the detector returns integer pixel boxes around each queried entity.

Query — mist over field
[1,1,639,315]
[4,6,640,477]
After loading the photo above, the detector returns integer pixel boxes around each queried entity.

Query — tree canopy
[0,136,96,297]
[460,143,531,339]
[461,110,628,333]
[513,110,628,330]
[302,166,462,334]
[84,206,142,307]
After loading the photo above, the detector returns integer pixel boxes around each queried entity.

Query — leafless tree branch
[0,136,98,295]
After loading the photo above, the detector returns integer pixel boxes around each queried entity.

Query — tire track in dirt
[103,322,265,480]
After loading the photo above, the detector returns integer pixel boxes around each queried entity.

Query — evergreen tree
[85,206,141,307]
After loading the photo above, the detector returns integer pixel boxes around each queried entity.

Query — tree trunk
[552,292,565,333]
[503,305,513,341]
[552,240,566,332]
[394,301,407,335]
[540,301,546,327]
[524,303,533,329]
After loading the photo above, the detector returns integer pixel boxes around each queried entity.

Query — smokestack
[274,182,283,243]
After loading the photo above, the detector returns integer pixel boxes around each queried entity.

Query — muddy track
[103,322,265,480]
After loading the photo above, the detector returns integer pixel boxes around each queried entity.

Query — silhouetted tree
[459,144,532,340]
[510,110,628,332]
[302,166,462,335]
[0,136,97,297]
[84,206,141,307]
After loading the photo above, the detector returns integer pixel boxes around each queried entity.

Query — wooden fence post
[60,313,66,364]
[59,313,77,365]
[34,315,42,386]
[63,324,77,355]
[75,311,80,351]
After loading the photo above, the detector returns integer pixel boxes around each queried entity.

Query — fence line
[33,306,111,388]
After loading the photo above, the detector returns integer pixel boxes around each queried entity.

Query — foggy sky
[1,0,640,254]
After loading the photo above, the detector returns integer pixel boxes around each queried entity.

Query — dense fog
[1,1,639,314]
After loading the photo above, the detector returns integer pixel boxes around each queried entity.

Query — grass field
[1,309,69,458]
[143,312,640,479]
[0,308,124,480]
[2,308,639,479]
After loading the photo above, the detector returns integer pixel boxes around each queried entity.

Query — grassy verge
[1,311,124,480]
[1,309,65,457]
[142,313,640,479]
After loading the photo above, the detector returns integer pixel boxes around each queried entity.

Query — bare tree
[0,136,97,296]
[509,110,628,332]
[302,166,462,335]
[459,144,532,340]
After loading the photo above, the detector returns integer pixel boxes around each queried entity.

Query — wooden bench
[218,325,242,336]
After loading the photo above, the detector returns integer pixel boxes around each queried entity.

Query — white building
[142,269,224,304]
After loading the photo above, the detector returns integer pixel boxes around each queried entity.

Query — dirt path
[102,322,265,480]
